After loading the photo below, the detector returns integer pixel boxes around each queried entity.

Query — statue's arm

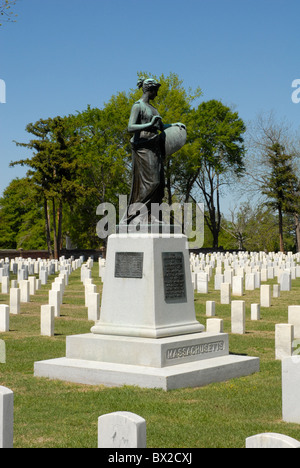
[128,103,162,133]
[163,123,186,130]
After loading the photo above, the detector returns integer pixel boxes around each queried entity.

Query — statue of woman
[121,78,186,226]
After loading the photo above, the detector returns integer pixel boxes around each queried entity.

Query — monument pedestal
[91,233,204,338]
[34,233,259,390]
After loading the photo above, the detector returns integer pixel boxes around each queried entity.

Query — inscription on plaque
[115,252,144,279]
[162,252,187,303]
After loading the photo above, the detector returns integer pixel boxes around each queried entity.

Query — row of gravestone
[0,387,299,448]
[39,258,97,336]
[190,250,300,353]
[190,250,299,295]
[0,256,97,335]
[190,252,300,431]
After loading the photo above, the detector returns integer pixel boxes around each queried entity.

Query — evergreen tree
[262,143,300,252]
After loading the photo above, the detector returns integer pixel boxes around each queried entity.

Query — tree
[242,112,300,252]
[0,178,46,249]
[220,202,280,252]
[261,142,300,252]
[67,101,131,247]
[11,116,83,259]
[189,100,246,249]
[221,203,253,250]
[0,0,17,26]
[71,72,202,240]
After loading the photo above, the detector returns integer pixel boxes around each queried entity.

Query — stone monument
[34,77,259,390]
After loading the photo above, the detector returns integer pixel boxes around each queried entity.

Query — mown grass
[1,264,300,448]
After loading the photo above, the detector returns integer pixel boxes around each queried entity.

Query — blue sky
[0,0,300,213]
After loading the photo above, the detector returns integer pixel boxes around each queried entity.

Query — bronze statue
[121,78,186,226]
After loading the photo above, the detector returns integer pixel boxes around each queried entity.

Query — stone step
[65,332,230,368]
[34,354,259,391]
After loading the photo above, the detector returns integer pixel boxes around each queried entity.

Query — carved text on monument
[166,341,225,360]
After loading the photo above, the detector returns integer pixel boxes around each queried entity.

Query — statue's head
[137,78,161,96]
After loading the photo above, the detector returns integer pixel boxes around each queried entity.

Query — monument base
[34,331,259,391]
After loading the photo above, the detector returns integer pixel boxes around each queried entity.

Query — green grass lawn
[1,265,300,448]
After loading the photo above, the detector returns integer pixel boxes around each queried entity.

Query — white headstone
[251,303,260,321]
[214,274,224,291]
[261,269,268,282]
[41,305,54,337]
[19,280,30,303]
[245,273,255,291]
[28,276,36,296]
[197,272,208,294]
[275,324,294,360]
[288,306,300,338]
[206,301,215,317]
[40,269,48,285]
[49,290,60,318]
[1,277,9,295]
[273,284,280,298]
[52,282,63,305]
[224,269,233,286]
[260,285,271,308]
[10,288,20,315]
[0,386,13,448]
[232,276,243,296]
[206,318,223,334]
[280,271,291,292]
[282,357,300,424]
[231,301,245,334]
[246,432,300,449]
[220,282,231,304]
[98,412,146,448]
[0,305,9,332]
[85,284,97,307]
[87,292,100,322]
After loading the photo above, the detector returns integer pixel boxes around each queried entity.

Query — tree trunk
[295,213,300,253]
[44,198,53,259]
[57,200,63,258]
[52,198,58,260]
[278,205,284,253]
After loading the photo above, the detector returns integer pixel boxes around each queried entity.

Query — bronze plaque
[115,252,144,279]
[162,252,187,303]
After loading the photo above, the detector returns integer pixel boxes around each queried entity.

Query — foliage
[241,112,300,253]
[190,100,246,249]
[8,72,206,251]
[11,116,84,258]
[220,203,279,252]
[0,0,17,26]
[0,178,46,249]
[261,143,300,252]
